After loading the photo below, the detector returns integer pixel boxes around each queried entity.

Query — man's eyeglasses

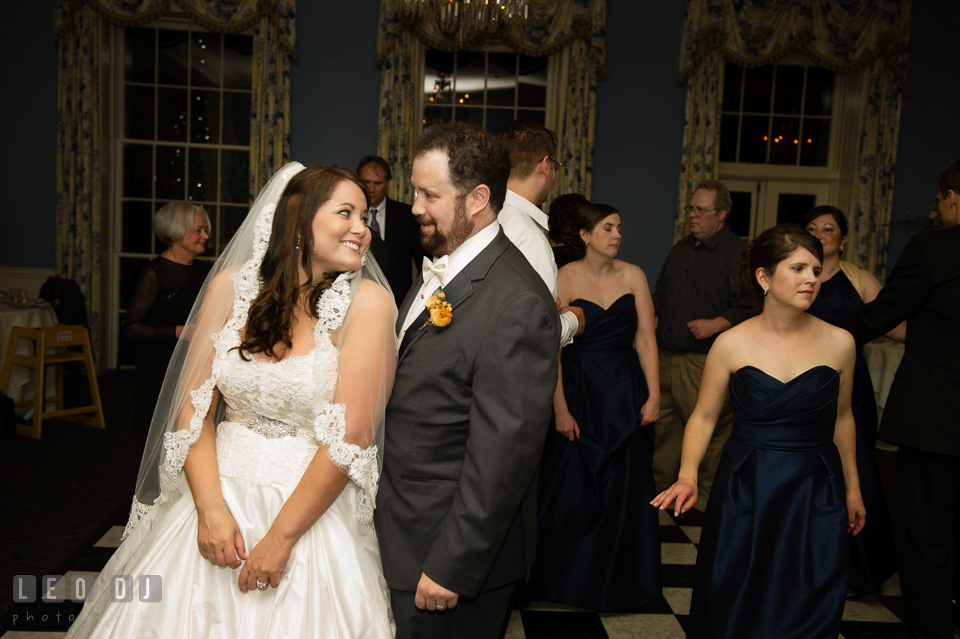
[546,157,562,171]
[685,206,717,217]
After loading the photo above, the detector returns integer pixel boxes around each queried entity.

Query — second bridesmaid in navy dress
[803,206,898,597]
[652,224,866,639]
[518,203,662,610]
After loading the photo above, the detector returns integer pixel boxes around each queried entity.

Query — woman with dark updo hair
[652,224,865,639]
[518,202,662,610]
[546,193,588,269]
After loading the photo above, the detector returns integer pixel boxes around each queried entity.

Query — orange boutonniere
[425,287,452,332]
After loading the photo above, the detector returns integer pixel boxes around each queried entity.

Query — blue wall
[885,0,960,271]
[592,2,687,276]
[0,3,57,268]
[2,0,956,278]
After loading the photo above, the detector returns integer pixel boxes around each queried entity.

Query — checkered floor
[1,509,953,638]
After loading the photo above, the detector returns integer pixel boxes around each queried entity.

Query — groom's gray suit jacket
[375,228,560,597]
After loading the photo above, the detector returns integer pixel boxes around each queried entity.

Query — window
[422,48,549,133]
[110,24,253,367]
[719,63,835,167]
[717,59,861,239]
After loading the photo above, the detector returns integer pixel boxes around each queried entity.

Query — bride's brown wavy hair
[237,163,370,360]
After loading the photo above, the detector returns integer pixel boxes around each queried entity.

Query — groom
[375,122,560,638]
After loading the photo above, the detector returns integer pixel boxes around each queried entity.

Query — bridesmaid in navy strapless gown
[807,269,896,594]
[518,294,662,610]
[686,366,848,638]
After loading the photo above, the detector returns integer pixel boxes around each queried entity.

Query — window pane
[776,193,816,225]
[456,107,484,129]
[773,65,804,115]
[728,190,753,237]
[188,147,218,202]
[157,87,188,142]
[517,55,547,107]
[123,144,153,198]
[455,52,485,104]
[220,206,248,252]
[222,92,251,145]
[742,66,773,112]
[125,86,154,140]
[125,28,155,83]
[739,115,770,163]
[804,67,835,116]
[191,33,221,88]
[155,145,186,200]
[487,52,516,106]
[121,200,153,254]
[769,117,800,165]
[423,105,453,129]
[516,109,545,126]
[191,89,220,144]
[719,114,740,162]
[480,109,512,135]
[722,65,742,112]
[220,149,249,203]
[157,29,188,85]
[223,35,253,89]
[424,50,456,106]
[800,118,831,167]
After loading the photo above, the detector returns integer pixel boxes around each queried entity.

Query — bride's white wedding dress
[66,274,394,638]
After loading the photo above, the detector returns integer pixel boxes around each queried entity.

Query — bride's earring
[763,288,768,296]
[295,235,301,251]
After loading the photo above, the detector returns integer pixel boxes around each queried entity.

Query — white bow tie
[422,255,451,287]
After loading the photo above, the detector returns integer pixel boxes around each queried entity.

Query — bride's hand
[196,503,247,568]
[650,478,698,517]
[238,531,293,593]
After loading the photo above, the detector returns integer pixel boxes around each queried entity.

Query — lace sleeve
[313,403,380,536]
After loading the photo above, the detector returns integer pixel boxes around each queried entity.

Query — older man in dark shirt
[651,180,755,522]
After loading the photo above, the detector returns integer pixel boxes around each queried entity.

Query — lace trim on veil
[124,206,379,538]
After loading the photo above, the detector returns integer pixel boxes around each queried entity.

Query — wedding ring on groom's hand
[436,604,446,610]
[256,580,268,590]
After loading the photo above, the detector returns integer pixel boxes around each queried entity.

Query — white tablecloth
[0,300,59,414]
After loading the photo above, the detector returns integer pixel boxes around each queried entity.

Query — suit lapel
[396,272,424,335]
[397,229,511,365]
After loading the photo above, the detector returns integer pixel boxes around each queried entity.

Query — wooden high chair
[0,324,105,439]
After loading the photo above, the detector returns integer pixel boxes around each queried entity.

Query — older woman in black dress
[124,202,211,430]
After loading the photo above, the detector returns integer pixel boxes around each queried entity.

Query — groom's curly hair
[238,164,369,361]
[415,122,511,214]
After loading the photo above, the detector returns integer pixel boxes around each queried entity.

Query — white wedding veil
[124,161,397,539]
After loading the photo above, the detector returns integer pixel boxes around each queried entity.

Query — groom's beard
[417,195,475,257]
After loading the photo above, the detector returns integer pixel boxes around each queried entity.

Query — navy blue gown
[807,269,896,593]
[518,294,661,610]
[687,366,847,639]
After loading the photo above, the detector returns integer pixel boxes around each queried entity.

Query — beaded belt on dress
[225,411,313,439]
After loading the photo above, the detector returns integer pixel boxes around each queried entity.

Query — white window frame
[719,54,865,238]
[103,18,252,370]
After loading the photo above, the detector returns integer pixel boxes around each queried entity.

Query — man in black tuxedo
[357,155,425,305]
[844,157,960,639]
[374,123,560,638]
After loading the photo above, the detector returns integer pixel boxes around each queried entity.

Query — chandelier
[399,0,530,34]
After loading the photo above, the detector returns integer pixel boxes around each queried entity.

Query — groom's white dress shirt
[399,220,501,343]
[498,189,578,347]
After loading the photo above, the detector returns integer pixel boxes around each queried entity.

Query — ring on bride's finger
[256,580,268,590]
[437,604,446,610]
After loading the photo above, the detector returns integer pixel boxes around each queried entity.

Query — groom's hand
[415,572,459,611]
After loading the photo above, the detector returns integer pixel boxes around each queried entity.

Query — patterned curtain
[54,0,297,357]
[376,0,607,201]
[674,0,912,276]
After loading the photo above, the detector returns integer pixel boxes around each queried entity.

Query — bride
[66,163,397,638]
